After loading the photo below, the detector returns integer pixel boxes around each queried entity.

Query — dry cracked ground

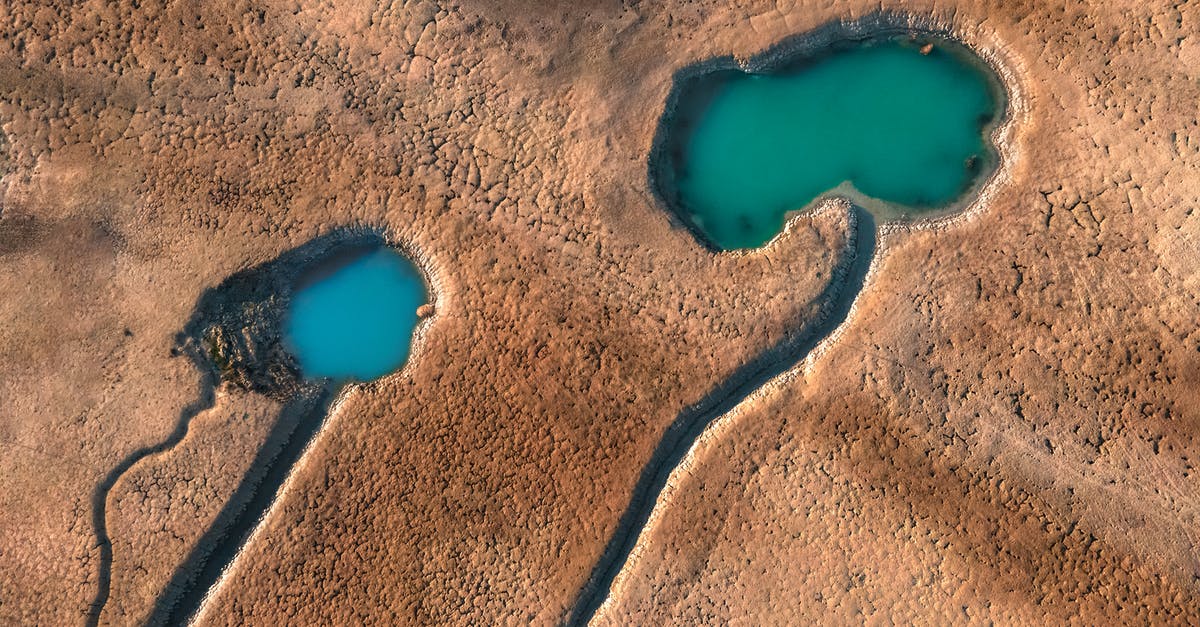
[1,0,1198,624]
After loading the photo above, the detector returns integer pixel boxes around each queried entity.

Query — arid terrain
[1,0,1198,625]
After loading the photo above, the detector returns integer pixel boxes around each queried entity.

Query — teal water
[284,247,426,381]
[669,38,998,250]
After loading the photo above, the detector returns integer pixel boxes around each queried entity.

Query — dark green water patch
[656,34,1004,250]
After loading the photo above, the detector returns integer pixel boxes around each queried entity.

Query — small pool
[284,246,427,381]
[661,36,1001,250]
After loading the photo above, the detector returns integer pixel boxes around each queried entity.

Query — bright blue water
[284,247,426,381]
[668,38,998,250]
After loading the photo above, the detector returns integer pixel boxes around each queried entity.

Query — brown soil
[0,0,1196,625]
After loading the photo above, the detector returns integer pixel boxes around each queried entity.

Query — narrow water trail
[86,364,217,627]
[85,369,333,626]
[567,207,877,626]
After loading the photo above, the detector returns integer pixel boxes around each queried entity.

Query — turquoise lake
[284,247,426,381]
[665,38,999,250]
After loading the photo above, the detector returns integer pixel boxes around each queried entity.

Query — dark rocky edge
[88,227,403,626]
[184,229,391,399]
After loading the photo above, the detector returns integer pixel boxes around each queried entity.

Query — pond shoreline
[88,229,442,625]
[647,11,1023,253]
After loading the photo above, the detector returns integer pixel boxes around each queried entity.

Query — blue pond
[284,247,427,381]
[666,37,1000,250]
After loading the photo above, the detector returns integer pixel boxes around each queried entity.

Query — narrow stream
[567,207,877,625]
